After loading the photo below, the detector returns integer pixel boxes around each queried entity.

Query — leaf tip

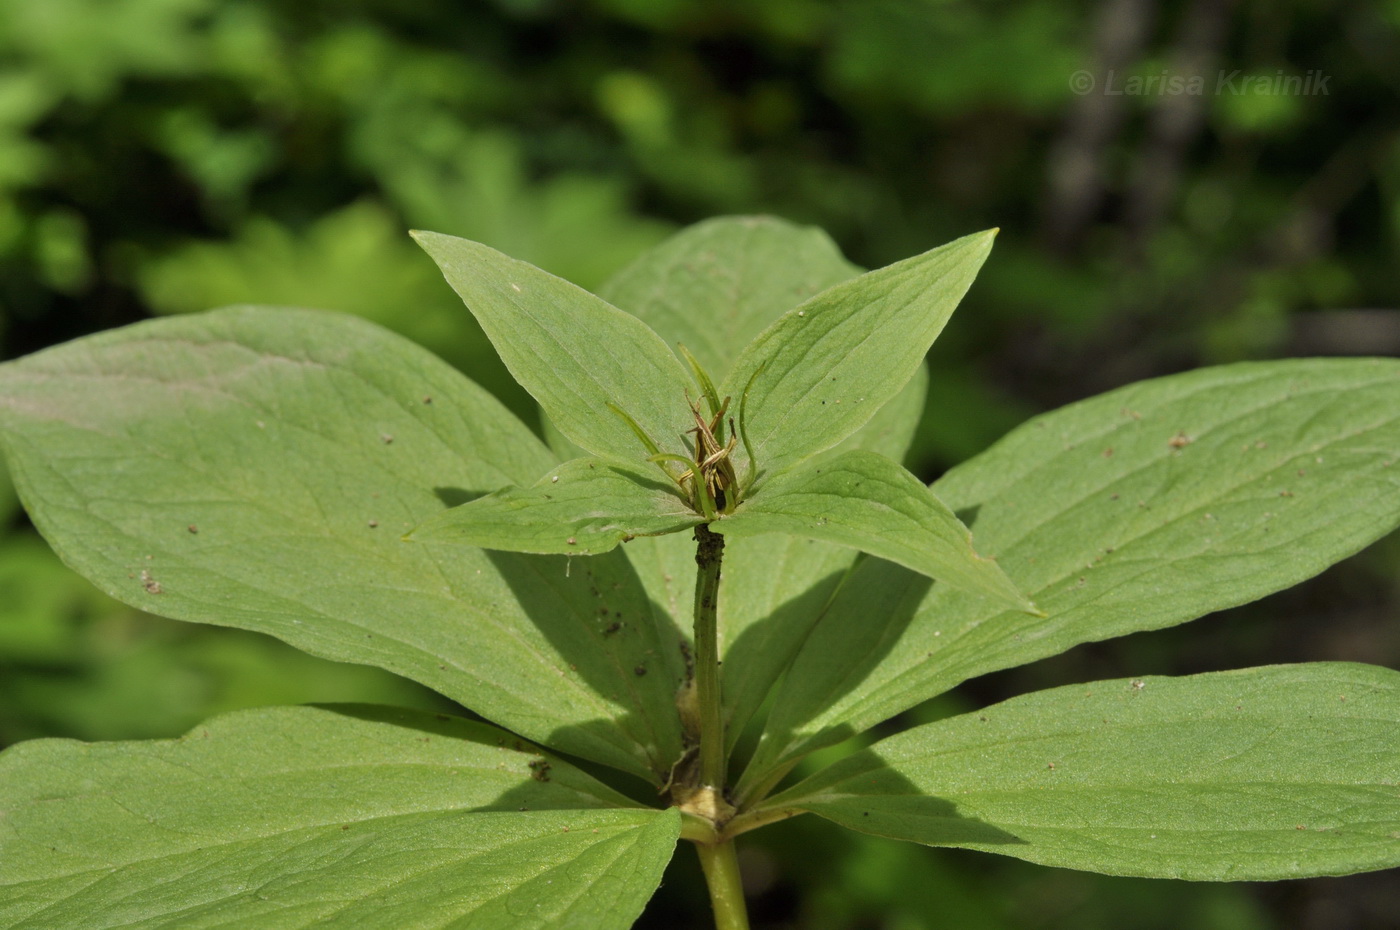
[407,229,453,255]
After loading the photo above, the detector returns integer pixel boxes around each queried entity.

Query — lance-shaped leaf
[715,450,1035,614]
[542,216,861,466]
[765,664,1400,880]
[411,456,703,555]
[412,230,695,459]
[717,368,933,747]
[599,215,861,378]
[738,358,1400,795]
[0,705,678,928]
[719,229,995,480]
[0,308,687,783]
[599,218,935,745]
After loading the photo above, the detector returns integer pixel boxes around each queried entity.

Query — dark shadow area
[814,795,1026,849]
[432,486,488,508]
[607,467,685,496]
[540,739,677,809]
[315,701,491,737]
[736,558,932,791]
[485,548,690,786]
[312,703,665,813]
[778,745,1025,846]
[720,563,850,759]
[954,503,982,529]
[800,778,1030,845]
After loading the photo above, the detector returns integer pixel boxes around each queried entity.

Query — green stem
[722,805,804,841]
[690,525,749,929]
[692,523,726,789]
[731,758,798,811]
[695,840,750,930]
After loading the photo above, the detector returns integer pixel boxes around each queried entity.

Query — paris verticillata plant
[2,216,1399,929]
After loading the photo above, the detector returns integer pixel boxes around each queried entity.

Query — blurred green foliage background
[1,0,1398,926]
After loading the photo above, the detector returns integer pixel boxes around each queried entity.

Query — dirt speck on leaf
[139,570,162,594]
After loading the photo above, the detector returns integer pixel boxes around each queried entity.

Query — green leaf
[714,535,854,747]
[627,369,929,631]
[134,202,535,421]
[740,358,1400,794]
[0,457,17,524]
[0,705,678,928]
[543,411,590,462]
[600,218,931,745]
[619,369,932,749]
[411,456,702,555]
[769,663,1400,880]
[0,307,687,782]
[598,215,861,381]
[826,361,929,464]
[719,229,995,479]
[412,229,695,460]
[717,450,1035,613]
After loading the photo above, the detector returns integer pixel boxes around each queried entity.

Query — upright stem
[692,523,726,789]
[695,840,751,930]
[692,525,750,930]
